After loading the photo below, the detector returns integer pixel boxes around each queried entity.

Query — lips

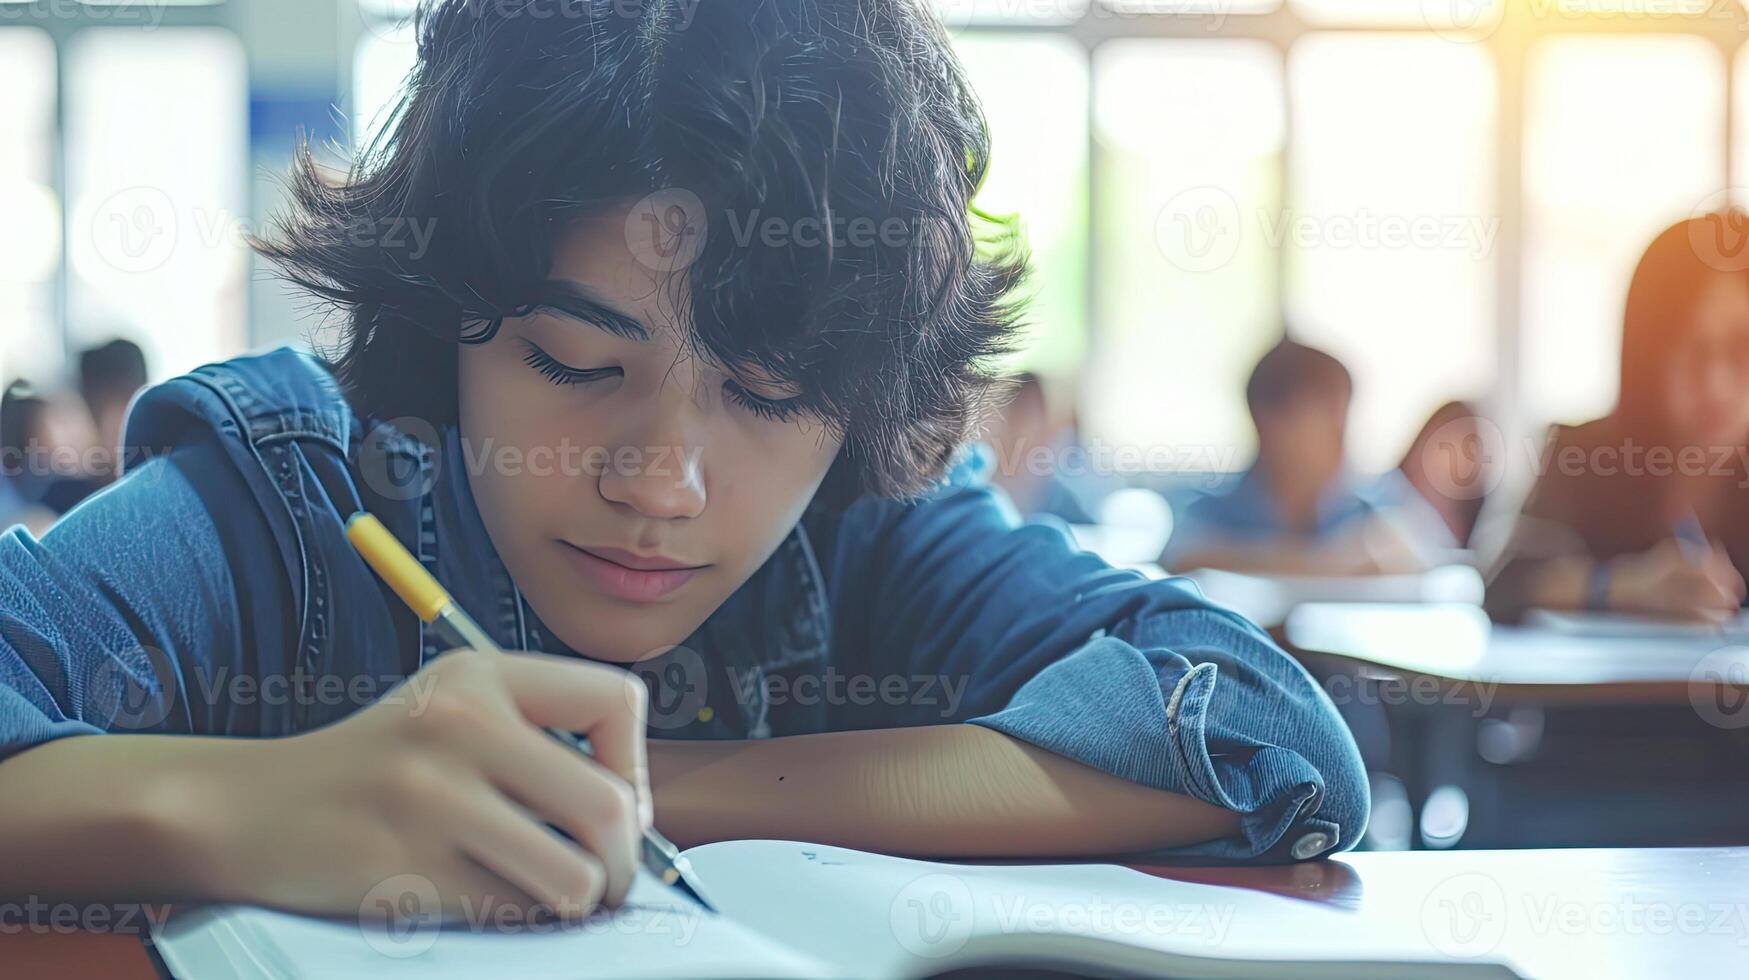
[557,541,706,602]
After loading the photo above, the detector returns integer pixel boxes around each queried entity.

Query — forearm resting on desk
[0,735,234,906]
[647,724,1241,857]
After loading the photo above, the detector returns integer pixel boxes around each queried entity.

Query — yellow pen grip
[344,512,451,624]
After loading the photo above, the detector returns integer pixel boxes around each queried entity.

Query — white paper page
[686,840,1520,979]
[153,871,841,980]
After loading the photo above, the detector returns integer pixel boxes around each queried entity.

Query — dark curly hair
[253,0,1026,507]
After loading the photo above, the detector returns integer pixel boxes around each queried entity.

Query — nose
[597,393,707,522]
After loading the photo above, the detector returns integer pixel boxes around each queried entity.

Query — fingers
[400,650,646,909]
[1704,540,1746,601]
[1672,567,1740,617]
[496,652,653,829]
[435,862,544,923]
[355,858,542,926]
[476,721,642,908]
[1648,537,1687,565]
[455,788,611,920]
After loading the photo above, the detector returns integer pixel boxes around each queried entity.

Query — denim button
[1290,830,1333,860]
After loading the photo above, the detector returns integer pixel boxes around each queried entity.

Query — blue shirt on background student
[1165,465,1385,563]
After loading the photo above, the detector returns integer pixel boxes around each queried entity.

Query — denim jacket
[0,348,1366,863]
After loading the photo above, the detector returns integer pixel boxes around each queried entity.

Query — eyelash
[520,342,620,387]
[520,340,805,422]
[723,382,806,423]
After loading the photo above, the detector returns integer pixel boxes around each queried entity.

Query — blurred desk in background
[1281,603,1749,851]
[1284,602,1749,705]
[1187,567,1485,631]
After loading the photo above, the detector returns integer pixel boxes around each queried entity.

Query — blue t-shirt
[1164,465,1386,567]
[0,348,1366,863]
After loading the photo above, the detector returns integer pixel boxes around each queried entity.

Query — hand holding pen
[345,512,714,912]
[1605,514,1745,623]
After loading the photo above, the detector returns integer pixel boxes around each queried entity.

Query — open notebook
[152,840,1520,979]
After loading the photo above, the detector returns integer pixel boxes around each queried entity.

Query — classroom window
[952,34,1091,377]
[1089,39,1284,468]
[64,28,249,382]
[1521,34,1724,428]
[0,28,59,389]
[1286,33,1497,471]
[1101,0,1279,12]
[1289,0,1503,28]
[353,19,419,151]
[935,0,1089,26]
[1732,41,1749,192]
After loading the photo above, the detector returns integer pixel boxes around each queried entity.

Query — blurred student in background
[0,381,100,523]
[77,338,148,484]
[1162,337,1422,575]
[0,385,55,537]
[1487,214,1749,622]
[1378,400,1493,558]
[981,371,1096,524]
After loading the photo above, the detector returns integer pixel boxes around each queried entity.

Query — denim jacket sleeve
[0,350,405,761]
[0,423,277,757]
[810,447,1369,863]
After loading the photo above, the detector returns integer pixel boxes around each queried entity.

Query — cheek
[710,424,841,551]
[456,346,577,539]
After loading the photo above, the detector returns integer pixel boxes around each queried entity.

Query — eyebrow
[524,280,651,342]
[523,279,802,395]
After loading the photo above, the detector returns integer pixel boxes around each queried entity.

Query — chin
[545,603,712,665]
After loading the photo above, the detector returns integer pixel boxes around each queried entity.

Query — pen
[1673,508,1711,564]
[343,512,715,913]
[1672,508,1739,637]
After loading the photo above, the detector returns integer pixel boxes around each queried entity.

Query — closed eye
[723,379,807,423]
[519,339,621,387]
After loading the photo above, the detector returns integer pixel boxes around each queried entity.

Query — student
[77,337,149,484]
[1487,214,1749,622]
[1377,400,1492,556]
[0,0,1365,923]
[980,371,1096,524]
[0,380,102,518]
[1163,337,1421,575]
[0,391,54,535]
